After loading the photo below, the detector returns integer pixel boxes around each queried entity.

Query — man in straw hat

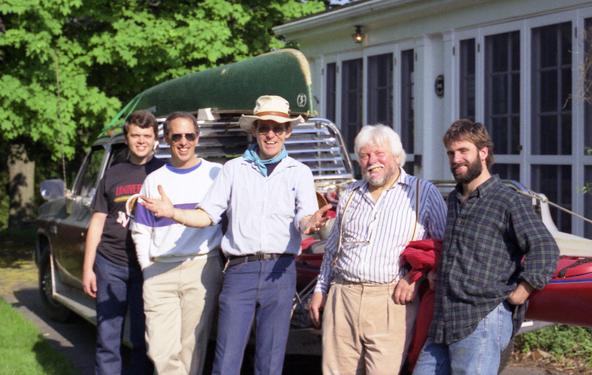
[140,95,331,375]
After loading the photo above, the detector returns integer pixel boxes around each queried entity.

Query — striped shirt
[315,169,447,294]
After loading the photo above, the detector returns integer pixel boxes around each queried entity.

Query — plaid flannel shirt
[429,176,559,344]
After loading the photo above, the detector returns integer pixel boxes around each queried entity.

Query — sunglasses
[170,133,197,142]
[256,124,288,135]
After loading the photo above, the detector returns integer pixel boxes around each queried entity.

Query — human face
[254,120,292,159]
[166,118,199,168]
[125,124,157,164]
[358,143,399,188]
[446,140,487,184]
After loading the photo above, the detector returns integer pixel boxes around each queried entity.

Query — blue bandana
[242,144,288,176]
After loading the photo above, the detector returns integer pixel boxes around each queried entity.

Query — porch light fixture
[352,25,364,44]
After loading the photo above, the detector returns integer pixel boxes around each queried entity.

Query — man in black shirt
[82,110,163,375]
[413,119,558,375]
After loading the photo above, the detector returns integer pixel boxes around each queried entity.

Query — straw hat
[238,95,304,132]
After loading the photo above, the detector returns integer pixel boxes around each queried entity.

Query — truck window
[75,147,106,200]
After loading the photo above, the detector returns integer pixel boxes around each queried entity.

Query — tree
[0,0,326,228]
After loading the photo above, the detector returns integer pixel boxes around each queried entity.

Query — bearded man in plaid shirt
[413,119,559,375]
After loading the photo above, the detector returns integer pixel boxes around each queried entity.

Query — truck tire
[38,251,72,322]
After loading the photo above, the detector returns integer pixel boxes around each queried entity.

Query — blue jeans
[413,301,513,375]
[94,253,152,375]
[212,256,296,375]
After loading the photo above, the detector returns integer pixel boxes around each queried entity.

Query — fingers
[157,185,170,202]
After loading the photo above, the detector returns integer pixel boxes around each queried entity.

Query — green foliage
[0,298,78,375]
[515,325,592,367]
[0,0,326,161]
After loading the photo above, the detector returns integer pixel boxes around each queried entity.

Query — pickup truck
[35,48,592,366]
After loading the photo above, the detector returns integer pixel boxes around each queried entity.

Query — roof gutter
[273,0,419,35]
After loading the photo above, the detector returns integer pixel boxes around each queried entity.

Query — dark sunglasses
[170,133,197,142]
[256,124,288,135]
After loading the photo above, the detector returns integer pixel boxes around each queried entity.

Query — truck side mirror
[40,179,65,200]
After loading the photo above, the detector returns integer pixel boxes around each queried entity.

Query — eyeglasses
[170,133,197,142]
[256,124,288,135]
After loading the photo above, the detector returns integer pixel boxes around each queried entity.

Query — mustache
[451,162,468,169]
[365,163,385,171]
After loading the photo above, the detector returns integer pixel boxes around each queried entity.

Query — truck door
[53,146,106,287]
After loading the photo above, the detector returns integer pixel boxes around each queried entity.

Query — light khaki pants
[143,252,222,375]
[322,282,418,375]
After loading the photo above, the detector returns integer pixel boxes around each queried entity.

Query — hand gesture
[309,291,327,328]
[141,185,174,219]
[303,204,332,234]
[393,276,417,305]
[82,268,97,299]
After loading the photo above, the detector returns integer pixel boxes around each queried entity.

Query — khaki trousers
[322,282,418,375]
[143,252,222,375]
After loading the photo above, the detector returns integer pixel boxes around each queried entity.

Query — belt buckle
[255,252,265,261]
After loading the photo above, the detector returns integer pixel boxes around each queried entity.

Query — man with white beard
[309,124,447,375]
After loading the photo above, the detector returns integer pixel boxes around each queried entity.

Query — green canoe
[104,49,315,133]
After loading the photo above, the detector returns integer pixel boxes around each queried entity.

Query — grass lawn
[0,298,77,375]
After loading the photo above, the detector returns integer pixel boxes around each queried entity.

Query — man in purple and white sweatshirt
[131,112,222,375]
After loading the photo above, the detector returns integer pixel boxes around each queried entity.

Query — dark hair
[123,110,158,137]
[163,112,199,136]
[443,119,495,168]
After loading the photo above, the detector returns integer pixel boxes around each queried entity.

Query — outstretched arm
[301,204,332,235]
[141,185,213,228]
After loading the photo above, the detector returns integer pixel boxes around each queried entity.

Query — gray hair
[354,124,407,166]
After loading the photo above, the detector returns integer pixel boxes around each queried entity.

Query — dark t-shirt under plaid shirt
[429,176,559,344]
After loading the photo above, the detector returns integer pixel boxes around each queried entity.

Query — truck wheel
[38,251,72,322]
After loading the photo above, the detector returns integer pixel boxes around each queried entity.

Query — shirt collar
[454,175,497,200]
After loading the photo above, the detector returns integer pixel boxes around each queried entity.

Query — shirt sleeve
[294,166,318,231]
[423,182,447,241]
[314,186,353,294]
[130,180,155,270]
[199,162,232,224]
[510,194,559,290]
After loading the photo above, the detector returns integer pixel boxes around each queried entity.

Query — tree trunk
[8,143,35,229]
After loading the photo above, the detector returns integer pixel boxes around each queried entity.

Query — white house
[274,0,592,238]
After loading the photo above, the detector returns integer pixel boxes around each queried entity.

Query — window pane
[368,54,393,127]
[532,22,572,155]
[485,31,520,155]
[326,63,336,122]
[460,39,476,119]
[585,167,592,238]
[585,18,592,154]
[531,165,572,232]
[341,58,363,151]
[491,163,519,181]
[401,49,415,154]
[76,148,105,199]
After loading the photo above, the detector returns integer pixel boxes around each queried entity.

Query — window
[459,39,476,120]
[491,164,520,181]
[401,49,415,155]
[74,147,106,201]
[485,31,520,154]
[326,63,337,122]
[341,58,364,151]
[532,22,572,155]
[585,18,592,155]
[532,165,572,232]
[368,53,393,127]
[586,167,592,238]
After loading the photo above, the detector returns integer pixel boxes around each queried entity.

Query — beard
[451,157,482,184]
[363,163,398,187]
